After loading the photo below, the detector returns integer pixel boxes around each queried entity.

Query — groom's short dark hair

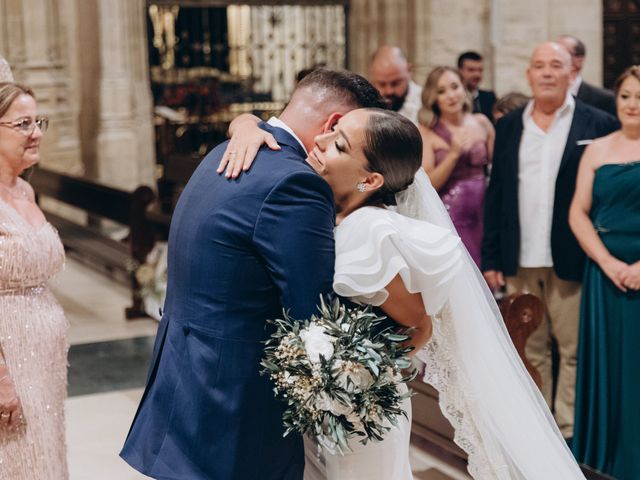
[296,68,388,110]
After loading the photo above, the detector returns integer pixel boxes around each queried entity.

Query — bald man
[368,46,422,124]
[482,42,618,439]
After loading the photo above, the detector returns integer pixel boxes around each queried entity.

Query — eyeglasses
[0,116,49,136]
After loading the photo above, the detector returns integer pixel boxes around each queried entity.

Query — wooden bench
[30,168,165,319]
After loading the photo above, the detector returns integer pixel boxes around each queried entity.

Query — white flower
[314,391,353,416]
[333,360,375,393]
[299,323,335,363]
[283,371,297,384]
[135,264,155,285]
[384,366,403,383]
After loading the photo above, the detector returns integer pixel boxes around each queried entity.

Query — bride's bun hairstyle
[362,108,423,206]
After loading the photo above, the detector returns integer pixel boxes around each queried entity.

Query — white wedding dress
[310,170,586,480]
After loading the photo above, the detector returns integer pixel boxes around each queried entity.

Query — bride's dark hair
[362,109,423,206]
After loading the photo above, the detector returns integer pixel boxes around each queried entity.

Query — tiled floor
[56,258,470,480]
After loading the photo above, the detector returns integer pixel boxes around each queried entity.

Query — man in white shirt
[481,42,618,440]
[557,35,617,117]
[368,46,422,125]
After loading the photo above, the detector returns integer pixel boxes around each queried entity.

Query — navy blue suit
[121,123,336,479]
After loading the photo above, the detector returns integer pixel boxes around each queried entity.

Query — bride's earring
[357,182,367,193]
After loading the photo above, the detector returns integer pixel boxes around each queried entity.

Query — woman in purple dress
[419,66,494,265]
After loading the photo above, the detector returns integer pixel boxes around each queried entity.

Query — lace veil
[395,170,585,479]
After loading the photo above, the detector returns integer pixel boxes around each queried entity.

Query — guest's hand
[450,130,472,155]
[620,261,640,291]
[483,270,505,292]
[218,115,281,179]
[0,369,24,431]
[599,256,630,292]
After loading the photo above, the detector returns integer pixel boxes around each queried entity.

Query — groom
[121,69,385,480]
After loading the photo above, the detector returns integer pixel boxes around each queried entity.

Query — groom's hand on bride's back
[217,113,281,179]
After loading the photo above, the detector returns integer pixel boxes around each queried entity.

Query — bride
[223,108,585,479]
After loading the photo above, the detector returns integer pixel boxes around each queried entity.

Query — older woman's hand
[620,261,640,291]
[0,368,24,431]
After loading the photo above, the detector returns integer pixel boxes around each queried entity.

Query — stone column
[0,0,82,174]
[93,0,155,190]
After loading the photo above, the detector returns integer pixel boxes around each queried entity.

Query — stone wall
[349,0,603,97]
[0,0,156,190]
[0,0,605,190]
[0,0,83,174]
[492,0,603,96]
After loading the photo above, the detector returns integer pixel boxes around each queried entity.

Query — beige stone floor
[56,258,470,480]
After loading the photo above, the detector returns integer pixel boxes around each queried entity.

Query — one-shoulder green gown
[572,162,640,479]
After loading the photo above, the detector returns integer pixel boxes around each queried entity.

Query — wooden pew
[30,168,163,319]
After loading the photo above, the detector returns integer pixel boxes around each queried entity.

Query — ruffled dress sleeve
[332,207,463,315]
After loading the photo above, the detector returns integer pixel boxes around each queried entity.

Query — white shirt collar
[267,117,308,154]
[522,91,575,123]
[570,75,583,97]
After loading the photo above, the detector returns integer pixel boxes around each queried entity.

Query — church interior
[0,0,638,478]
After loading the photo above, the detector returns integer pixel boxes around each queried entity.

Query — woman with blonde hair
[569,65,640,479]
[419,66,494,266]
[0,82,68,479]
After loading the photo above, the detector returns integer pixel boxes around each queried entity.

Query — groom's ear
[321,112,343,133]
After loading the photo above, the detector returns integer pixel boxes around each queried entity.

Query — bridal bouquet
[261,297,416,454]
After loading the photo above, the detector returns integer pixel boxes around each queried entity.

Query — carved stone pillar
[94,0,155,190]
[0,0,82,175]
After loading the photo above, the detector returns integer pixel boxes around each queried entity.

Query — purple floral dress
[432,119,489,266]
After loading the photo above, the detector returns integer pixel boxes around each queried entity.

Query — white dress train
[321,173,586,480]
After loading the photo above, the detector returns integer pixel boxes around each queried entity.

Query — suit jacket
[481,99,619,282]
[121,123,336,480]
[473,89,497,121]
[577,81,617,117]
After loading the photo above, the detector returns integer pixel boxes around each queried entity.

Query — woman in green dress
[569,66,640,479]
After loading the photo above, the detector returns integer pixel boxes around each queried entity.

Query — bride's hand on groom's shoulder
[218,113,281,179]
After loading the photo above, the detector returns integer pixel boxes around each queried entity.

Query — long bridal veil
[395,170,585,479]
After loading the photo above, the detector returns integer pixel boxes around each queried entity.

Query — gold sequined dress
[0,200,68,479]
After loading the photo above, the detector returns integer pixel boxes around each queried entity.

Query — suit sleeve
[253,170,336,319]
[481,118,506,272]
[602,111,621,134]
